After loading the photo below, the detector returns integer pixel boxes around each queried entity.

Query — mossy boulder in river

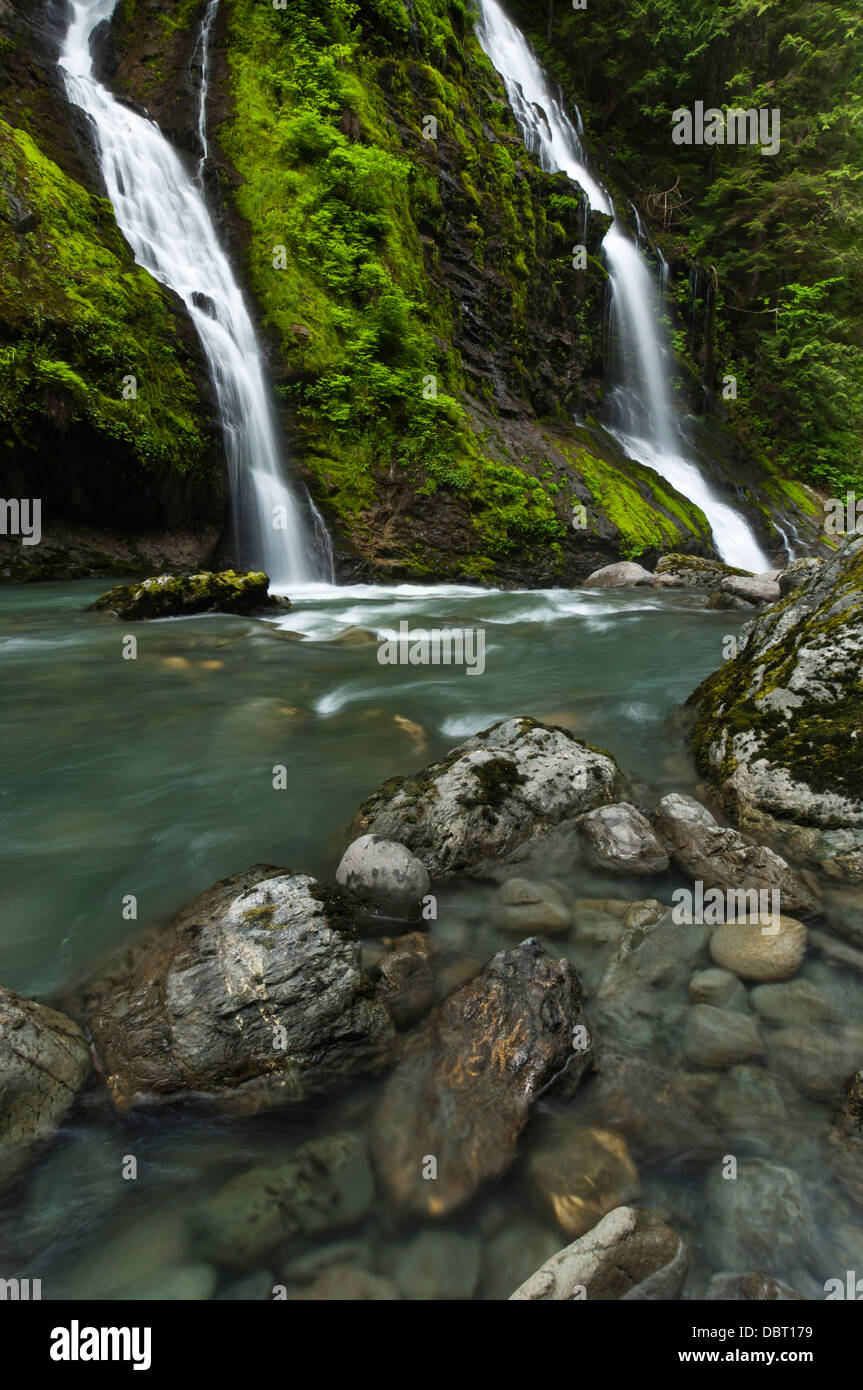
[687,534,863,883]
[350,717,625,877]
[88,570,289,619]
[62,866,396,1112]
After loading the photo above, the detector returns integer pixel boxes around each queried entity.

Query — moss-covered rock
[687,534,863,881]
[88,568,287,619]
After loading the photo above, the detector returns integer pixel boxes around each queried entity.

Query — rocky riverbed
[1,542,861,1300]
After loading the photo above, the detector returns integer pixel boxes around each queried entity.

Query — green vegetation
[512,0,863,496]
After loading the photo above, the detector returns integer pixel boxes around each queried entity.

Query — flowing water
[59,0,328,586]
[1,580,861,1298]
[476,0,770,573]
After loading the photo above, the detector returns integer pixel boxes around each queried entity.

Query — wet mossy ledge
[687,534,863,882]
[88,569,290,619]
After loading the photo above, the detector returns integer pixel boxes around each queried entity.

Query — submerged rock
[595,913,708,1048]
[0,987,91,1187]
[371,938,592,1218]
[703,1158,814,1270]
[706,1272,804,1301]
[509,1206,688,1300]
[350,717,624,877]
[687,533,863,881]
[88,569,289,619]
[335,834,430,924]
[689,967,748,1010]
[370,931,437,1029]
[653,793,820,915]
[527,1122,639,1238]
[709,915,807,982]
[65,866,395,1111]
[490,876,572,936]
[684,1004,764,1069]
[578,802,669,876]
[581,1049,721,1167]
[392,1231,482,1301]
[190,1132,374,1269]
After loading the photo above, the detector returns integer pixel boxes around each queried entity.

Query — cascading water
[59,0,331,587]
[192,0,219,184]
[476,0,770,572]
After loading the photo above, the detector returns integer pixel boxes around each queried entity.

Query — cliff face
[0,0,826,583]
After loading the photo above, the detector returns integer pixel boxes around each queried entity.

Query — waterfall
[59,0,331,587]
[193,0,219,184]
[476,0,770,572]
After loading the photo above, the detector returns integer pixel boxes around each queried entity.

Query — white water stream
[59,0,330,587]
[476,0,770,571]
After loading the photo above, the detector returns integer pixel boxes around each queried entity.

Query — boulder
[527,1122,639,1238]
[0,987,91,1187]
[578,803,669,876]
[655,554,752,589]
[509,1206,688,1300]
[777,557,822,597]
[64,866,395,1111]
[190,1132,374,1268]
[371,938,592,1218]
[687,533,863,881]
[719,574,781,606]
[709,915,807,982]
[349,717,624,877]
[335,835,430,923]
[653,793,819,915]
[88,570,289,619]
[490,877,572,936]
[583,561,655,588]
[683,1004,764,1069]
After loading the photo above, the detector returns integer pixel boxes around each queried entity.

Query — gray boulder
[655,554,753,589]
[64,866,395,1112]
[510,1206,688,1300]
[350,717,624,877]
[719,574,781,606]
[579,803,669,876]
[583,561,655,588]
[0,988,92,1187]
[336,834,430,922]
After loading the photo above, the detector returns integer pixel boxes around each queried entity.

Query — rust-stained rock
[64,866,395,1112]
[371,938,592,1218]
[527,1122,639,1238]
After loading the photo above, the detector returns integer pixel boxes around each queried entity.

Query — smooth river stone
[491,876,572,935]
[578,803,670,876]
[371,938,592,1218]
[527,1123,639,1238]
[709,914,807,981]
[684,1004,764,1069]
[510,1206,688,1301]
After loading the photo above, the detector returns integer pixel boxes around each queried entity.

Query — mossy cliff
[0,0,226,582]
[687,535,863,880]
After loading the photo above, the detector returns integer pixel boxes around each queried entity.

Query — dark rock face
[371,938,592,1218]
[688,534,863,882]
[351,717,624,877]
[88,570,288,619]
[0,986,92,1187]
[64,867,396,1112]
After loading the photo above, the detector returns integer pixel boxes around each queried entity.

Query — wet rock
[65,867,395,1111]
[578,803,669,876]
[706,1271,804,1301]
[719,574,781,606]
[116,1262,218,1301]
[596,914,708,1047]
[655,554,752,589]
[767,1025,863,1100]
[490,877,572,936]
[190,1132,374,1269]
[581,1049,721,1166]
[527,1122,639,1238]
[88,570,289,619]
[350,717,624,877]
[706,590,758,612]
[371,939,592,1218]
[750,979,835,1027]
[710,1065,792,1134]
[481,1221,562,1301]
[653,793,819,916]
[689,967,748,1010]
[510,1206,688,1300]
[821,883,863,948]
[335,834,430,923]
[622,899,668,929]
[777,556,822,597]
[684,1004,764,1069]
[687,533,863,881]
[710,915,807,981]
[392,1231,481,1300]
[583,561,655,588]
[572,899,629,945]
[0,987,91,1187]
[371,932,437,1029]
[288,1266,399,1301]
[836,1070,863,1139]
[704,1159,814,1272]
